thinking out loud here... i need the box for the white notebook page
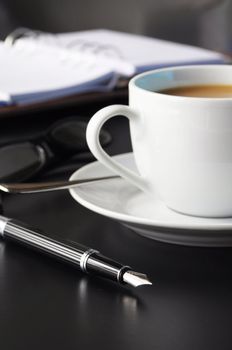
[0,38,134,103]
[31,29,225,70]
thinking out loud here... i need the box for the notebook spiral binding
[4,27,123,60]
[4,27,41,46]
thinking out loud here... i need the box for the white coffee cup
[86,65,232,218]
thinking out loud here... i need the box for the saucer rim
[69,152,232,232]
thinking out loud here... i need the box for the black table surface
[0,99,232,350]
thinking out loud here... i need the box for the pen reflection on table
[77,277,141,321]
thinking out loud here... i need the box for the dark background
[0,1,232,349]
[0,0,231,51]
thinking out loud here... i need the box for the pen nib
[122,270,152,287]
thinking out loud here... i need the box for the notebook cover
[0,87,128,118]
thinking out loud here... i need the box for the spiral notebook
[0,29,226,107]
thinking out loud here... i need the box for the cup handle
[86,105,148,192]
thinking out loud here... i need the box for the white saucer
[69,153,232,247]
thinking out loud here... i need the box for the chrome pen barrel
[0,218,128,283]
[1,219,89,268]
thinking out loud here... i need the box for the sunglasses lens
[48,120,111,153]
[0,142,45,182]
[0,118,112,182]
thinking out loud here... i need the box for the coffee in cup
[160,84,232,98]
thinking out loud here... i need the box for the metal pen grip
[87,253,130,283]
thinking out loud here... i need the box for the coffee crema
[160,84,232,98]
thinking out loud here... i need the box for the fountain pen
[0,216,152,288]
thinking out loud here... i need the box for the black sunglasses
[0,117,111,182]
